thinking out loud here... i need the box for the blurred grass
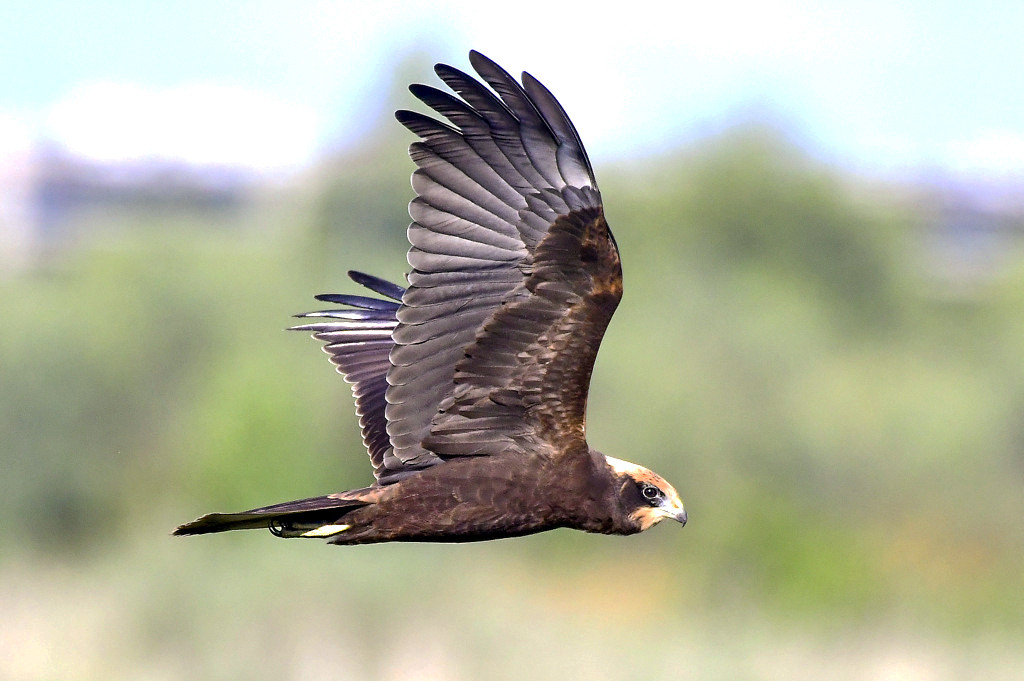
[1,123,1023,679]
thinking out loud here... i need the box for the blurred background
[2,2,1023,679]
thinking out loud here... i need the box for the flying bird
[174,50,686,545]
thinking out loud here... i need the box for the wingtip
[395,108,414,123]
[466,50,490,75]
[346,271,406,301]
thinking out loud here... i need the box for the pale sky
[2,1,1022,177]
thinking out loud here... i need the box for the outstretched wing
[387,51,622,465]
[290,271,431,484]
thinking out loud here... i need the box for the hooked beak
[661,497,687,527]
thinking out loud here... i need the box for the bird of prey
[174,50,686,545]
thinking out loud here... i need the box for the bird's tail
[173,489,374,538]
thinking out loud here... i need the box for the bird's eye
[641,485,660,501]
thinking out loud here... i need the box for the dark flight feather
[288,270,423,483]
[387,49,614,469]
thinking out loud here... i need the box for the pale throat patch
[631,508,666,532]
[630,502,685,531]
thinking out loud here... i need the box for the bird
[174,50,686,545]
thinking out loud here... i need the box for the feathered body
[175,51,686,545]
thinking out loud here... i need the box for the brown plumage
[174,50,686,545]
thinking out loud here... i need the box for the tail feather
[173,492,372,537]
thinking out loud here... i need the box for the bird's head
[604,456,687,532]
